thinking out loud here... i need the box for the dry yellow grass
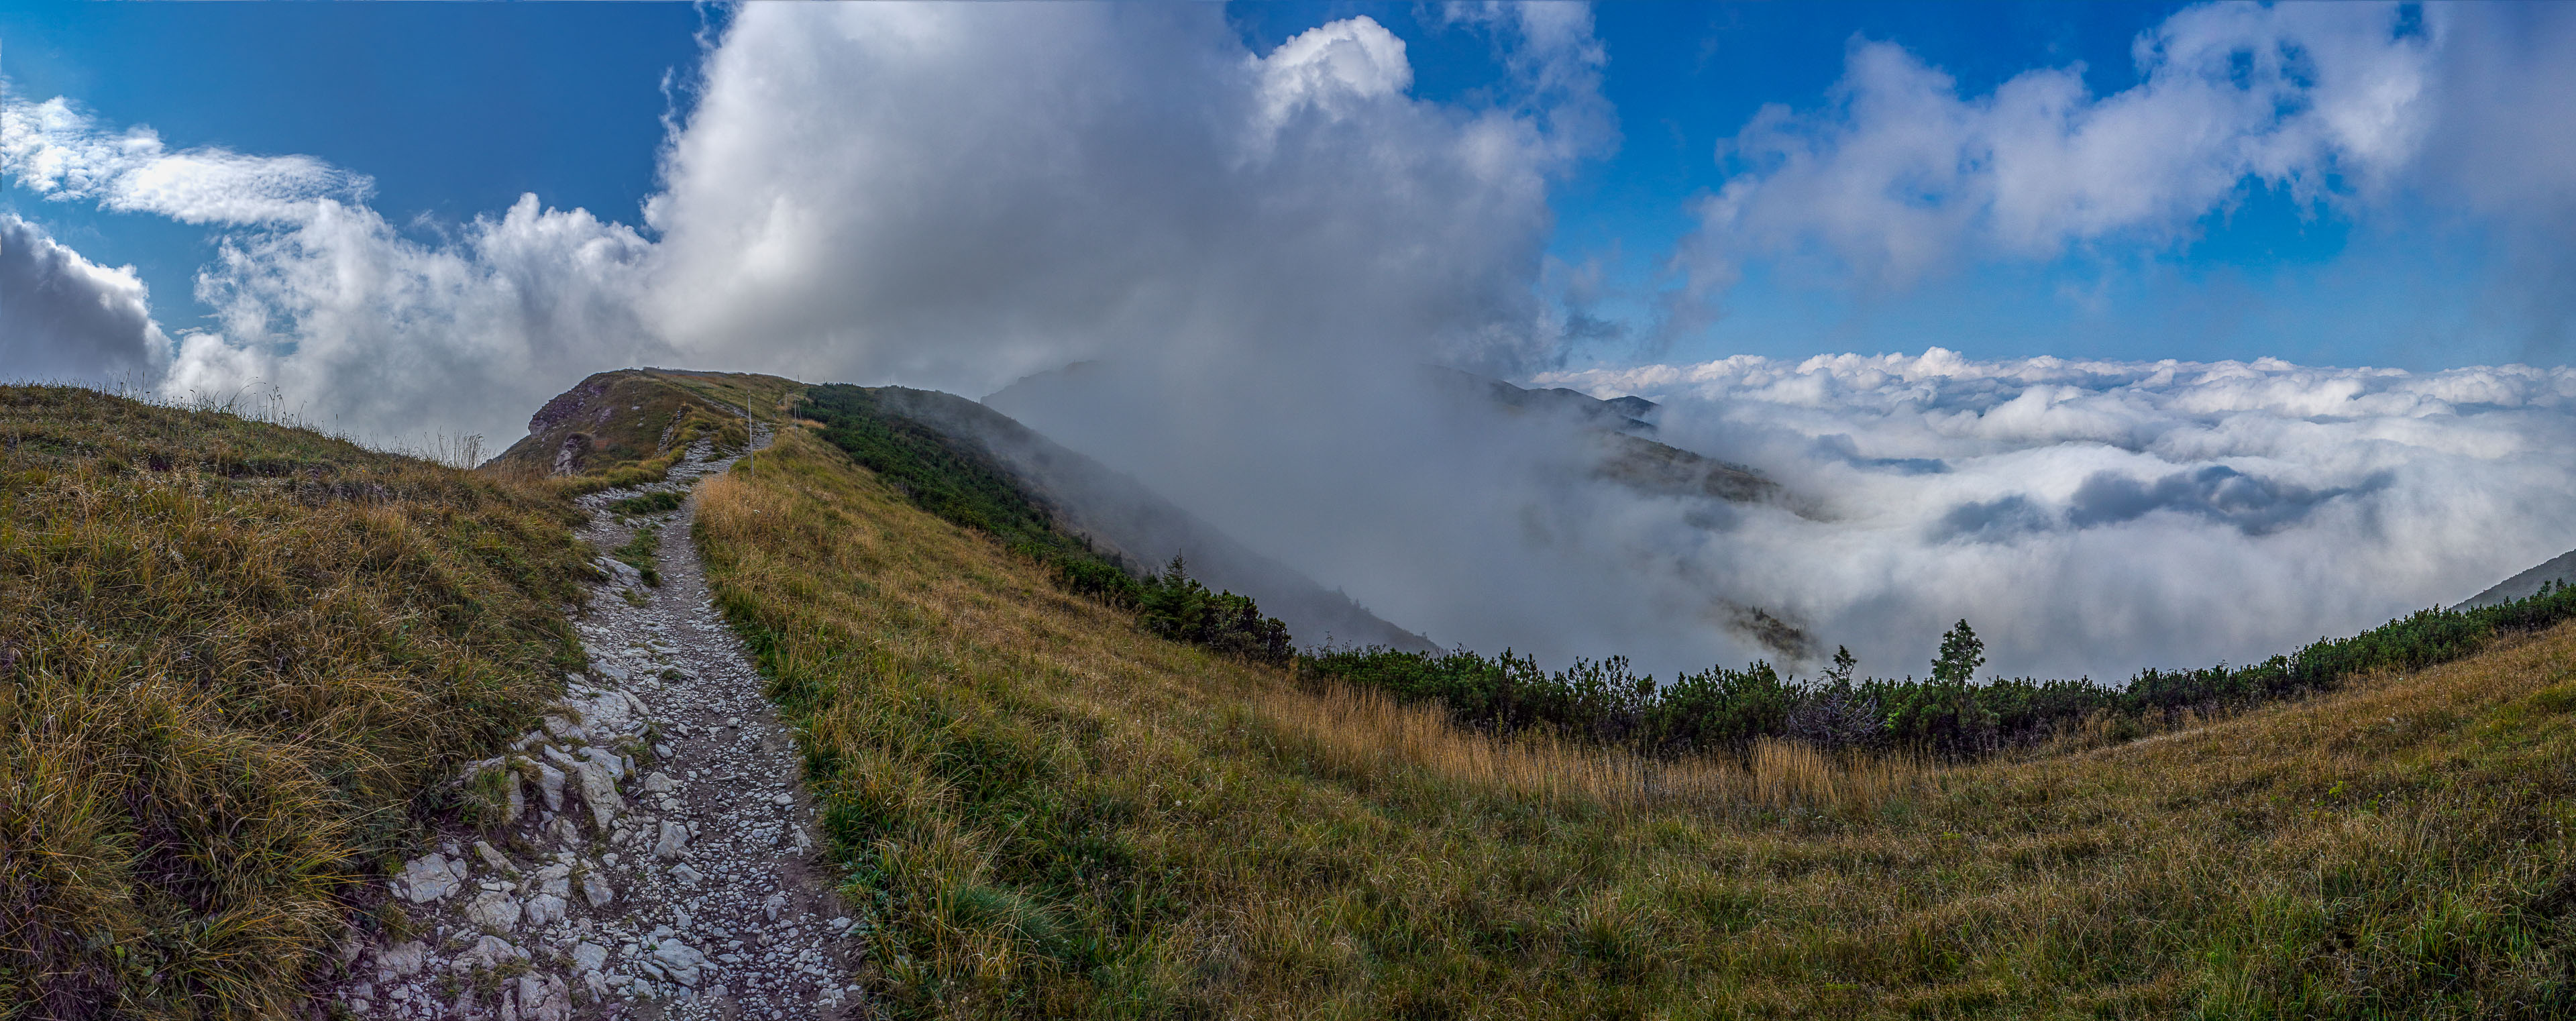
[0,386,592,1019]
[683,421,2576,1018]
[1252,681,1926,819]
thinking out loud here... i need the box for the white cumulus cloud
[0,212,169,383]
[1681,1,2434,297]
[8,4,1606,446]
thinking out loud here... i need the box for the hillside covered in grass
[484,368,802,489]
[694,418,2576,1018]
[0,387,596,1017]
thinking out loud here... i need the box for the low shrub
[1307,584,2576,760]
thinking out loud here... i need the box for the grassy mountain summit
[485,368,802,486]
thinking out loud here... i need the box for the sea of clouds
[1535,351,2576,678]
[7,2,2576,678]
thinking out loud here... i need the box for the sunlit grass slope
[700,425,2576,1019]
[0,386,592,1018]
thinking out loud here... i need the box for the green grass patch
[608,490,684,517]
[612,524,663,587]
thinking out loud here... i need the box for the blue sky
[2,1,2566,398]
[1,2,704,335]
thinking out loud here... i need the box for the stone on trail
[375,941,428,980]
[653,820,690,859]
[572,759,623,829]
[651,941,710,986]
[460,935,528,969]
[464,891,523,932]
[394,853,466,903]
[524,892,568,927]
[535,762,568,812]
[518,973,572,1021]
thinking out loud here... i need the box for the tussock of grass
[699,425,2576,1018]
[612,525,663,587]
[607,490,684,517]
[0,386,590,1018]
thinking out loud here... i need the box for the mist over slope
[2466,549,2576,610]
[987,360,1837,674]
[837,384,1436,653]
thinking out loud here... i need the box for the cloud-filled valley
[8,1,2576,681]
[1540,352,2576,678]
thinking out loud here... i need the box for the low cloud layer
[1542,352,2576,678]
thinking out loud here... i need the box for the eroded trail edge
[329,433,867,1021]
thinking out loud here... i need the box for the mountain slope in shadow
[852,385,1438,653]
[2463,547,2576,609]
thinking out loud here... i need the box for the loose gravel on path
[325,433,869,1020]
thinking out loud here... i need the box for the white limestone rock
[523,892,567,927]
[459,935,528,969]
[651,941,708,986]
[374,941,428,981]
[394,853,466,903]
[581,871,615,908]
[584,692,633,733]
[517,973,572,1021]
[564,758,622,830]
[464,891,523,932]
[534,762,567,812]
[579,745,629,781]
[651,820,690,859]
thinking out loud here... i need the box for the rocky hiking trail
[326,431,871,1020]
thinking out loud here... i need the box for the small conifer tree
[1825,645,1857,685]
[1931,619,1984,686]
